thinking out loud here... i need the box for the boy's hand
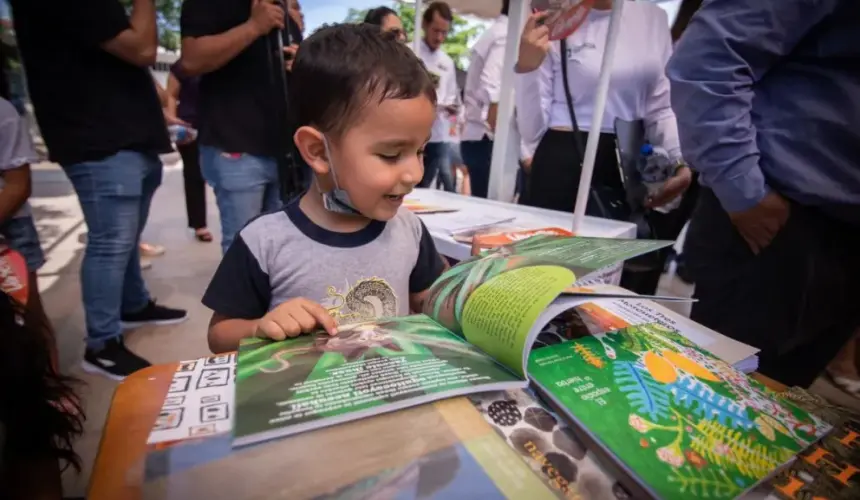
[256,298,337,341]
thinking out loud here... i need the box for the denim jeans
[64,151,161,349]
[200,146,281,254]
[461,136,493,199]
[419,142,455,192]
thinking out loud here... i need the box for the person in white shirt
[460,0,509,199]
[515,1,692,295]
[414,2,458,192]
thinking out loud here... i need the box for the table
[409,189,637,262]
[89,362,788,499]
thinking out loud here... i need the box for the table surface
[88,361,787,500]
[409,189,638,261]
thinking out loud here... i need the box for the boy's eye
[417,148,426,157]
[377,153,400,162]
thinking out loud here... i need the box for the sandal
[140,242,166,257]
[195,229,213,243]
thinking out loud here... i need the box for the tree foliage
[119,0,182,51]
[344,3,483,69]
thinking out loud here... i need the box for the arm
[644,9,682,164]
[480,40,504,132]
[101,0,158,67]
[409,222,448,313]
[165,72,181,117]
[208,313,257,354]
[179,0,284,76]
[515,48,554,147]
[0,110,37,223]
[666,0,839,213]
[0,166,31,224]
[152,77,168,108]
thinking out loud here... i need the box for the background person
[165,65,213,243]
[667,0,860,388]
[413,2,458,192]
[461,0,509,199]
[180,0,292,254]
[363,6,407,43]
[515,2,691,295]
[10,0,188,379]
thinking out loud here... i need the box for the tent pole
[571,0,624,233]
[412,0,424,53]
[486,0,528,201]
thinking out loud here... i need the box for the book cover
[471,227,574,256]
[233,315,524,446]
[403,199,458,214]
[528,323,830,499]
[748,388,860,500]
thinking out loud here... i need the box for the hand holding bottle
[516,11,552,74]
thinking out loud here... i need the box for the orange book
[471,227,573,255]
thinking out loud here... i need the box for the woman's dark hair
[501,0,510,16]
[422,1,453,25]
[290,23,436,137]
[363,6,398,26]
[0,291,84,472]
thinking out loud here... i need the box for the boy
[0,97,56,364]
[203,24,447,354]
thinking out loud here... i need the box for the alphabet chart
[147,354,236,445]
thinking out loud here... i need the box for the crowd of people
[0,0,858,497]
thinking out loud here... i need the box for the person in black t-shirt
[9,0,188,379]
[180,0,300,255]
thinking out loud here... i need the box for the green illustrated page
[423,235,670,339]
[527,323,830,500]
[234,315,524,444]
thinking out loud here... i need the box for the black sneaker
[121,300,188,329]
[81,338,151,381]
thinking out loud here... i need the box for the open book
[234,235,672,446]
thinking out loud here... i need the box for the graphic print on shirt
[322,277,398,323]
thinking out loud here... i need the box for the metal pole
[571,0,624,233]
[412,0,424,53]
[486,0,528,201]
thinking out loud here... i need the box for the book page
[527,324,830,500]
[461,266,576,377]
[233,315,524,445]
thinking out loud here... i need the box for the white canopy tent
[409,0,625,233]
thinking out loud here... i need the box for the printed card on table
[147,354,236,445]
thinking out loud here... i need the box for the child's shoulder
[388,206,428,240]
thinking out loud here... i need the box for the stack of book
[145,234,843,499]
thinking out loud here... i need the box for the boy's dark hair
[422,2,453,25]
[0,291,84,474]
[501,0,510,16]
[363,6,398,26]
[290,23,437,137]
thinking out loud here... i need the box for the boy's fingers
[291,308,319,332]
[302,302,338,335]
[257,319,286,341]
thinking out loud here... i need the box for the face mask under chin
[317,135,361,216]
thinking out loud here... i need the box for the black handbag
[558,40,660,272]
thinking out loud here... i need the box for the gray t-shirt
[0,98,37,219]
[202,202,445,323]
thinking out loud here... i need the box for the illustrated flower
[684,449,707,469]
[657,445,685,467]
[628,414,649,433]
[713,441,732,457]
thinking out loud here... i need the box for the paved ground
[26,157,859,497]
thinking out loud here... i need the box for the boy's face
[330,95,435,221]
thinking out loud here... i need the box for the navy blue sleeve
[202,234,271,319]
[48,0,129,47]
[409,221,445,293]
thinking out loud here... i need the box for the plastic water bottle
[168,125,198,144]
[640,144,680,213]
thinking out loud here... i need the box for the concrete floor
[26,157,859,497]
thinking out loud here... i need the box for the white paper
[418,210,516,236]
[147,354,237,445]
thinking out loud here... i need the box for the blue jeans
[64,151,161,349]
[461,136,493,199]
[200,146,281,254]
[420,142,455,192]
[1,215,46,272]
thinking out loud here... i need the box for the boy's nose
[403,157,424,186]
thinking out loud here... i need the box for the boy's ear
[293,126,330,176]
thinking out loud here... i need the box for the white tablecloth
[409,189,637,284]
